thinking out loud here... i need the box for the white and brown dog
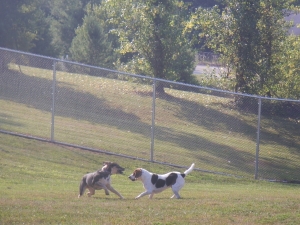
[128,163,195,199]
[78,161,124,199]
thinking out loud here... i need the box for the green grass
[0,63,300,181]
[0,133,300,225]
[1,63,300,224]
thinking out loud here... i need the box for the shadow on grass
[0,69,140,124]
[1,68,299,181]
[154,125,255,176]
[153,92,300,180]
[159,92,300,152]
[0,113,23,127]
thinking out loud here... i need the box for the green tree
[103,0,197,93]
[269,35,300,99]
[182,0,223,9]
[187,0,296,98]
[30,0,58,57]
[255,0,295,97]
[49,0,88,57]
[223,0,262,94]
[70,5,116,68]
[0,0,47,51]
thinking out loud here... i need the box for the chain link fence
[1,47,300,181]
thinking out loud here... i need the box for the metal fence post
[150,79,156,162]
[51,60,57,142]
[255,97,262,179]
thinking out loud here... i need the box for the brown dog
[78,161,125,199]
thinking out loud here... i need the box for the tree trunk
[155,81,165,95]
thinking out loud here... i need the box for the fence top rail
[1,47,300,103]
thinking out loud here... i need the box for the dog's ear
[134,169,142,178]
[101,162,111,171]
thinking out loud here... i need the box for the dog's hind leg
[171,185,182,199]
[171,189,181,199]
[87,187,95,197]
[171,180,184,199]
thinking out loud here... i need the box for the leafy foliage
[70,5,116,68]
[270,35,300,99]
[0,0,49,52]
[49,0,91,57]
[183,0,222,9]
[101,0,198,93]
[1,0,300,99]
[186,0,300,99]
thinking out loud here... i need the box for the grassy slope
[1,64,300,181]
[0,133,299,225]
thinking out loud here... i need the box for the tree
[103,0,197,94]
[0,0,47,52]
[182,0,223,10]
[70,5,116,68]
[223,0,262,94]
[49,0,89,57]
[30,0,58,57]
[186,0,296,98]
[255,0,295,97]
[269,34,300,99]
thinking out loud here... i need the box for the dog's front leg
[93,183,110,195]
[106,184,124,199]
[135,191,152,199]
[149,193,154,199]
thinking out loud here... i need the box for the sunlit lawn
[0,134,299,225]
[1,64,300,224]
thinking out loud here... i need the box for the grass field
[1,63,300,181]
[1,62,300,224]
[0,133,300,225]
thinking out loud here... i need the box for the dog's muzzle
[117,167,125,174]
[128,175,136,181]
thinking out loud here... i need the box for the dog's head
[128,168,143,181]
[102,161,125,175]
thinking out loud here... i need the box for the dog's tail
[184,163,195,175]
[78,175,87,198]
